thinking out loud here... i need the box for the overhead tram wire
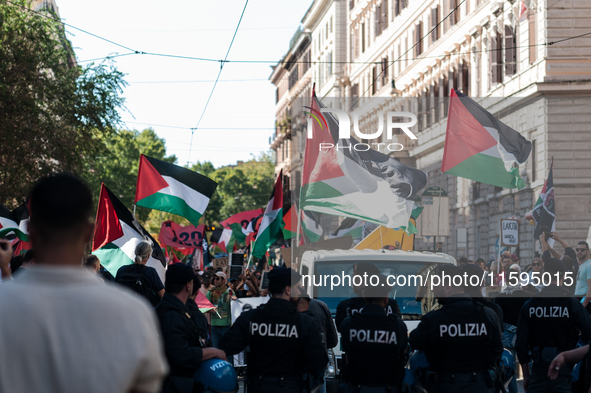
[187,0,250,166]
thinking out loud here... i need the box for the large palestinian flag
[135,155,218,226]
[93,184,167,283]
[251,172,284,258]
[301,91,427,229]
[442,90,532,189]
[533,159,555,244]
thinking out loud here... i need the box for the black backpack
[116,264,160,307]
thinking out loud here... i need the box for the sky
[55,0,314,168]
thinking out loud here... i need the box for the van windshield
[310,260,445,316]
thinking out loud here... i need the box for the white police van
[299,249,456,390]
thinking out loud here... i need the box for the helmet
[499,349,515,389]
[194,359,238,393]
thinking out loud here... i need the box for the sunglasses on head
[576,248,588,252]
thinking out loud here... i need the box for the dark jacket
[515,285,591,375]
[409,294,503,374]
[155,293,204,381]
[341,304,408,388]
[307,298,338,351]
[185,298,210,344]
[219,297,327,380]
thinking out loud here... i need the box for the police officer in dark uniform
[156,264,227,393]
[335,262,402,333]
[340,274,408,393]
[409,265,503,393]
[219,267,327,393]
[515,258,591,393]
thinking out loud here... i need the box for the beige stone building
[271,0,591,262]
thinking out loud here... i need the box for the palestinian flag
[302,210,323,243]
[93,183,167,283]
[220,209,263,247]
[135,155,218,226]
[533,159,555,244]
[0,203,28,241]
[211,227,232,254]
[282,205,297,240]
[251,172,284,258]
[329,217,364,239]
[301,91,427,229]
[442,90,532,189]
[195,291,215,313]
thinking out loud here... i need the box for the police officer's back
[515,258,591,393]
[409,265,503,393]
[340,274,408,392]
[156,264,227,393]
[335,262,401,332]
[219,267,327,393]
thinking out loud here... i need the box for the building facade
[271,0,591,263]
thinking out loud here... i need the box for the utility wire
[187,0,249,166]
[125,121,273,130]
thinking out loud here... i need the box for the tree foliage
[0,1,127,207]
[85,128,177,223]
[192,153,275,225]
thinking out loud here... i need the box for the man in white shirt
[0,173,168,393]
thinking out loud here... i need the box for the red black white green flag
[93,183,167,282]
[533,160,555,243]
[135,155,218,226]
[251,172,284,258]
[442,90,532,189]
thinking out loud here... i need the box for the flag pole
[133,204,136,218]
[379,226,384,252]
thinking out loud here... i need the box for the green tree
[0,1,126,207]
[85,128,177,223]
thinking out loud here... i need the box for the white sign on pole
[418,187,450,237]
[501,219,519,247]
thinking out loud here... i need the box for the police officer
[340,274,408,393]
[335,262,401,333]
[409,265,503,393]
[219,267,327,393]
[515,258,591,393]
[156,264,227,393]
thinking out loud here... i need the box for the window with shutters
[381,57,388,87]
[505,25,516,76]
[490,34,498,87]
[394,0,400,17]
[401,0,408,10]
[351,83,359,109]
[356,30,360,59]
[361,23,365,53]
[303,50,311,74]
[383,0,389,31]
[372,66,377,95]
[431,7,440,44]
[327,52,333,76]
[397,43,401,74]
[529,12,536,63]
[375,4,381,37]
[434,82,440,121]
[496,31,503,83]
[330,16,333,33]
[415,22,423,57]
[326,23,329,39]
[461,62,469,94]
[442,0,448,34]
[449,0,459,25]
[350,0,355,10]
[350,32,355,62]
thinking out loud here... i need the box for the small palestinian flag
[442,90,532,189]
[135,155,218,226]
[282,205,297,240]
[93,184,167,283]
[251,172,284,258]
[533,159,555,245]
[0,203,28,241]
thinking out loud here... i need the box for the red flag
[92,184,124,251]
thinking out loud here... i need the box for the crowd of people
[2,173,591,393]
